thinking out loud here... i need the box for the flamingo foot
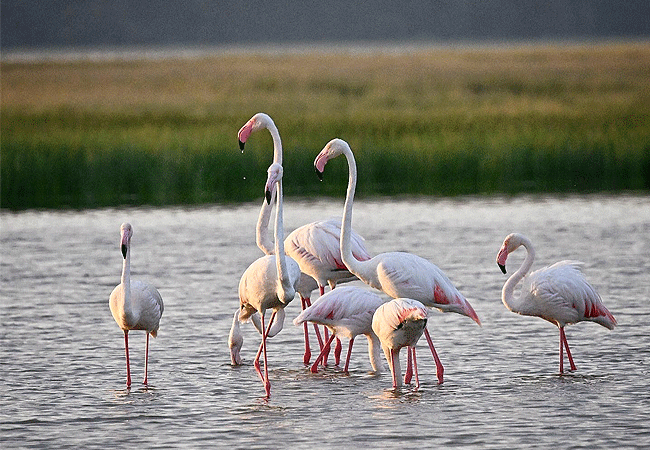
[264,381,271,398]
[303,349,312,366]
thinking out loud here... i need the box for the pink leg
[404,346,413,385]
[343,337,354,373]
[334,338,342,366]
[301,297,312,365]
[423,328,444,385]
[143,332,150,385]
[322,328,330,366]
[559,327,577,373]
[254,311,276,397]
[303,296,324,350]
[311,334,336,373]
[390,348,399,388]
[412,347,420,389]
[559,329,564,374]
[123,330,131,388]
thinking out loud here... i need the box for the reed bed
[2,41,649,209]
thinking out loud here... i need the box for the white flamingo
[372,298,429,388]
[237,163,301,398]
[496,233,617,374]
[109,223,164,388]
[314,138,480,384]
[239,113,371,366]
[293,285,386,374]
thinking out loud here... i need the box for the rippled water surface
[2,195,649,449]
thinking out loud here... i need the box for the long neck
[367,333,383,373]
[268,121,283,165]
[256,121,282,255]
[340,146,363,275]
[274,178,293,301]
[120,246,133,314]
[256,198,274,255]
[502,238,536,314]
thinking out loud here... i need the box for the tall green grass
[2,42,650,210]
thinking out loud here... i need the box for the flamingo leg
[123,330,131,388]
[559,326,577,373]
[322,328,330,366]
[303,296,325,350]
[300,296,312,365]
[143,332,150,385]
[334,338,343,366]
[390,348,399,388]
[412,347,420,389]
[423,328,444,385]
[404,346,413,385]
[343,337,354,373]
[310,333,336,373]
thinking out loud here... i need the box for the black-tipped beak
[121,244,127,259]
[315,167,323,181]
[498,263,507,274]
[265,190,272,204]
[238,140,245,151]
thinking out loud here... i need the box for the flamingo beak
[496,246,508,274]
[315,167,324,181]
[498,263,507,274]
[121,244,127,259]
[265,189,273,205]
[238,140,245,151]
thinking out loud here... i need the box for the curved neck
[256,120,282,255]
[267,121,283,165]
[256,198,274,255]
[502,238,536,314]
[274,179,293,300]
[339,145,362,274]
[367,333,383,373]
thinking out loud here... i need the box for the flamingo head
[265,163,283,205]
[497,233,526,274]
[120,222,133,259]
[237,112,273,150]
[228,310,243,366]
[314,138,349,181]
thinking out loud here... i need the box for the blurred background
[2,0,650,209]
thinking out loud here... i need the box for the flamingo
[372,298,429,388]
[293,285,386,374]
[237,162,301,398]
[314,138,480,384]
[496,233,617,374]
[239,113,371,366]
[228,308,286,366]
[109,223,164,388]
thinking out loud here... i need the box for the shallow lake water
[1,195,649,449]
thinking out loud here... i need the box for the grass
[2,41,650,209]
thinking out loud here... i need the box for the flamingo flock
[108,112,617,398]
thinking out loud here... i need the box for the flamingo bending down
[314,138,481,384]
[109,223,164,388]
[229,308,286,366]
[496,233,617,374]
[372,298,429,388]
[239,113,371,366]
[293,285,386,374]
[237,163,301,398]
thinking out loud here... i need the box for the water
[1,195,649,449]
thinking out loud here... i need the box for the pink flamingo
[239,113,371,365]
[237,163,301,398]
[314,138,481,385]
[497,233,617,374]
[109,223,164,388]
[293,285,386,374]
[372,298,429,388]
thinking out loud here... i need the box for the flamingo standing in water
[314,138,481,385]
[496,233,617,374]
[372,298,429,388]
[238,113,371,365]
[237,163,301,398]
[293,285,386,374]
[109,223,164,388]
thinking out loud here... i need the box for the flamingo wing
[526,261,615,328]
[130,280,164,335]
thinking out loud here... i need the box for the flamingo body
[293,285,386,373]
[109,223,164,388]
[497,232,616,373]
[372,298,428,388]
